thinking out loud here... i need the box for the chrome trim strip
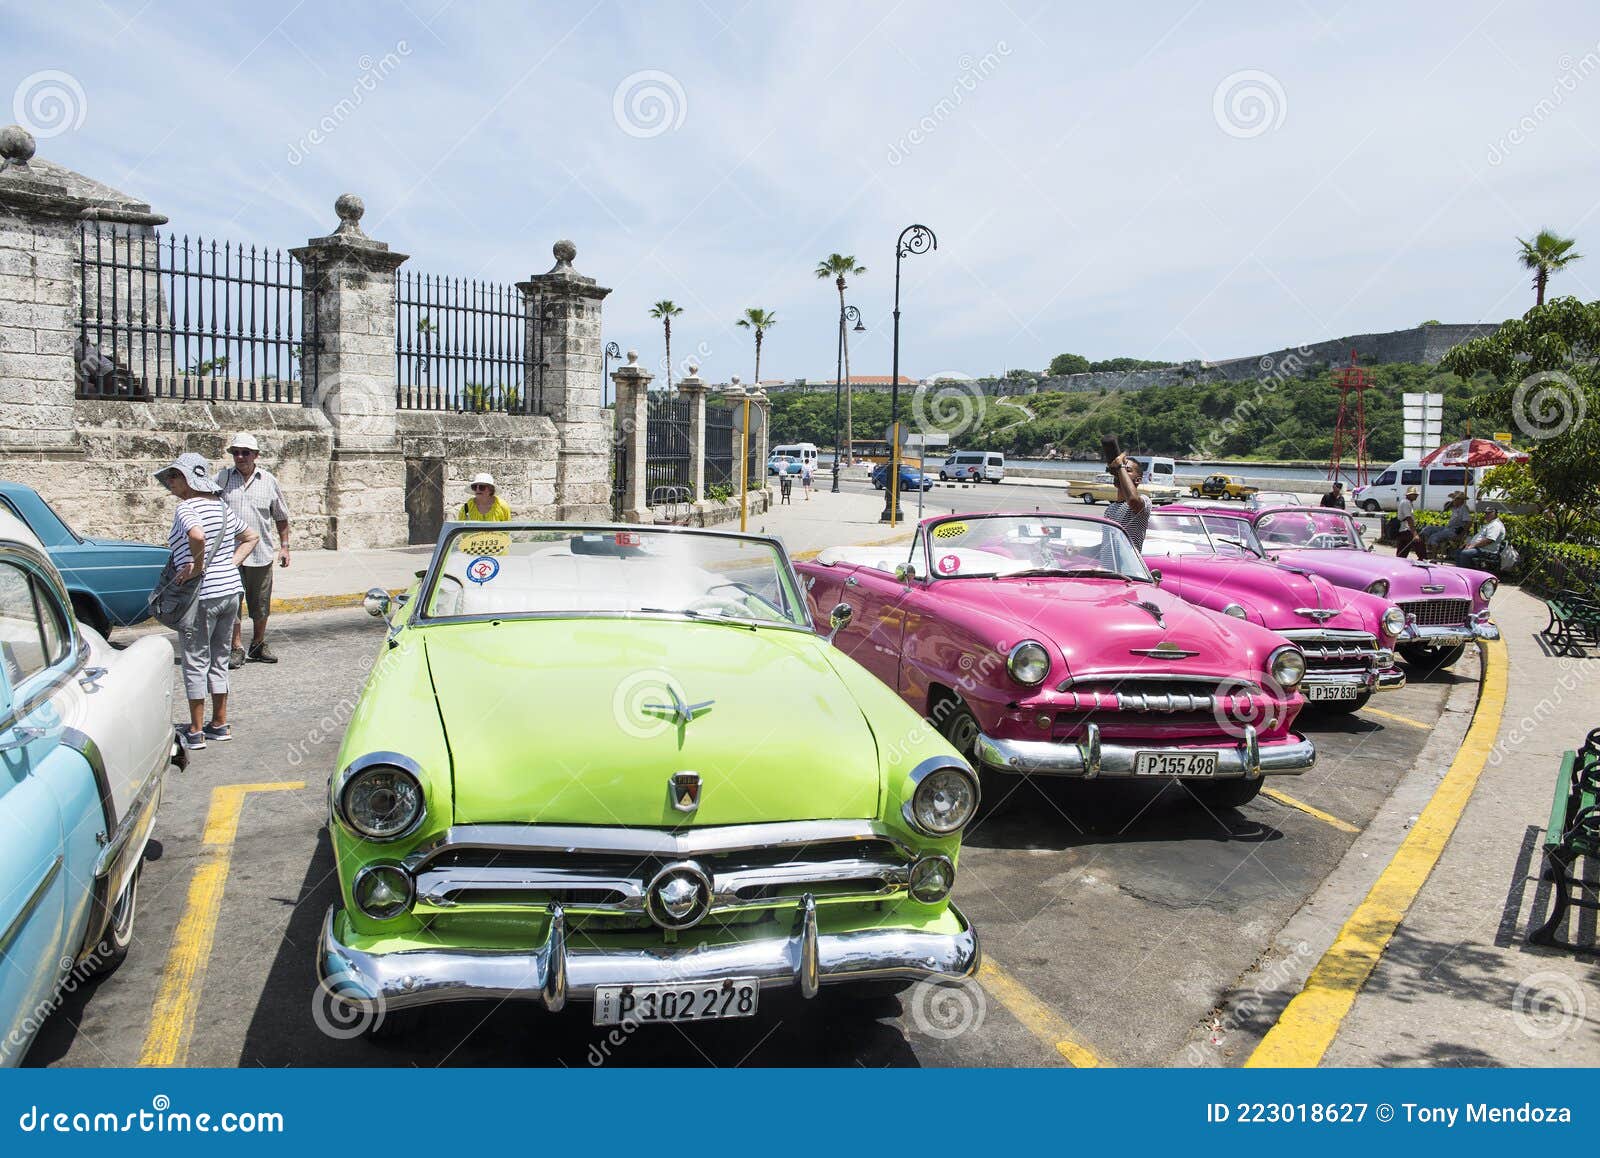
[1399,622,1499,644]
[0,855,63,960]
[316,901,980,1013]
[974,732,1316,779]
[1057,671,1256,691]
[93,767,162,881]
[798,895,820,999]
[59,727,116,846]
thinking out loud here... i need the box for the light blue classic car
[0,481,168,636]
[0,508,180,1066]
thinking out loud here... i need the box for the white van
[1352,459,1490,512]
[938,450,1006,483]
[769,443,819,476]
[1132,456,1181,500]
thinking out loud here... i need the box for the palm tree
[736,308,777,388]
[816,254,865,460]
[648,300,683,390]
[1517,229,1583,306]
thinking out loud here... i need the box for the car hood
[1152,554,1368,632]
[1270,549,1483,600]
[424,618,882,826]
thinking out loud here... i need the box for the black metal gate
[610,428,630,521]
[645,394,693,501]
[705,405,735,492]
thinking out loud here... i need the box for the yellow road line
[1248,638,1507,1067]
[977,958,1105,1067]
[1261,788,1361,835]
[139,781,305,1067]
[1361,706,1432,731]
[790,531,915,564]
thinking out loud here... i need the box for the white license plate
[1304,683,1361,701]
[592,978,760,1026]
[1133,751,1219,777]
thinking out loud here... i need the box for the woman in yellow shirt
[458,472,512,521]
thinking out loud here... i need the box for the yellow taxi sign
[459,530,510,556]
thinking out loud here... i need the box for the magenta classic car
[1140,511,1406,711]
[797,512,1316,808]
[1162,504,1498,675]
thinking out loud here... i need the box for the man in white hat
[216,432,291,666]
[457,472,511,521]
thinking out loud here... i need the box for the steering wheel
[1307,533,1351,549]
[683,593,761,619]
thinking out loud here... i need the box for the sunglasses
[230,448,257,456]
[471,484,491,492]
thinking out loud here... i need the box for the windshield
[1255,509,1364,550]
[420,527,809,627]
[921,515,1152,581]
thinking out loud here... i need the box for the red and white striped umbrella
[1418,437,1528,468]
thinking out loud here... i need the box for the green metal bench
[1541,589,1600,656]
[1530,728,1600,947]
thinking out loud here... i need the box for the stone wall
[397,409,560,520]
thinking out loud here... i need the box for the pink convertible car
[1162,503,1499,675]
[1140,511,1407,711]
[798,512,1316,808]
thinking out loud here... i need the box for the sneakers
[202,722,232,742]
[246,641,279,664]
[228,647,246,669]
[176,727,206,751]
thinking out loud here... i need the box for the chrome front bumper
[1299,665,1407,696]
[1399,620,1500,647]
[973,723,1315,779]
[317,899,979,1014]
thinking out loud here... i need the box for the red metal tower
[1328,350,1371,488]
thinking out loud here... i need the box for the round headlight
[1478,577,1498,602]
[353,863,414,920]
[1365,579,1389,598]
[1222,602,1248,619]
[904,760,980,836]
[339,759,425,841]
[1268,646,1306,689]
[1382,605,1407,638]
[908,855,956,903]
[1006,640,1051,686]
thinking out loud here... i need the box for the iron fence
[395,272,533,413]
[705,404,735,492]
[645,393,693,500]
[76,224,315,403]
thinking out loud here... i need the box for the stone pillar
[610,349,652,523]
[677,360,707,502]
[519,241,613,519]
[290,194,408,548]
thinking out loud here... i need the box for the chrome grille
[1279,629,1379,673]
[1399,598,1469,628]
[1056,678,1265,715]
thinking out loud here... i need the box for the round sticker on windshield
[466,556,500,585]
[937,554,961,574]
[933,521,968,540]
[460,530,510,556]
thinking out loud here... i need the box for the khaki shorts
[240,563,274,621]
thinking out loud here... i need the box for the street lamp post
[880,224,937,524]
[602,340,621,407]
[831,304,863,493]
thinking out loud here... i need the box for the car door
[827,555,915,691]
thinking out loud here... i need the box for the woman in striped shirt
[155,453,260,750]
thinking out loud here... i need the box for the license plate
[592,978,760,1026]
[1133,751,1219,777]
[1304,683,1361,701]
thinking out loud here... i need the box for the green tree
[816,254,866,458]
[1517,229,1583,307]
[735,307,777,388]
[648,300,683,391]
[1048,353,1090,376]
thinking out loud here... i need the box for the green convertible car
[318,523,980,1032]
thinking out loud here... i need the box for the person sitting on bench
[1455,502,1506,571]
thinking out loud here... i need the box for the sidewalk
[1322,587,1600,1064]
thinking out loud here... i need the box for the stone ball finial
[686,360,700,376]
[626,349,638,365]
[730,375,741,387]
[0,124,36,170]
[553,239,577,264]
[334,193,366,236]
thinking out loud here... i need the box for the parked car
[938,451,1006,483]
[1066,473,1182,505]
[768,442,817,475]
[871,463,934,491]
[1173,504,1499,675]
[1351,459,1494,513]
[319,524,980,1033]
[767,454,797,476]
[1,508,180,1066]
[797,513,1316,809]
[1189,473,1257,501]
[0,481,167,636]
[1247,490,1308,508]
[1140,512,1406,711]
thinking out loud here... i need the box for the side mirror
[363,588,392,619]
[827,602,854,642]
[1149,568,1163,585]
[894,562,918,584]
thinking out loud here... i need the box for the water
[816,455,1354,484]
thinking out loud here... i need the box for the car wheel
[1361,500,1380,512]
[85,864,140,976]
[1399,642,1467,677]
[1081,494,1095,505]
[1188,778,1264,809]
[71,593,111,639]
[930,695,981,761]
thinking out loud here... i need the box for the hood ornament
[669,771,702,814]
[1129,640,1198,659]
[1295,607,1339,621]
[1125,597,1166,629]
[643,685,715,728]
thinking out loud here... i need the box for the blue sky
[6,1,1600,383]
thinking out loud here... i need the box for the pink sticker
[938,554,961,574]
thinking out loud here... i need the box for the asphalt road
[22,573,1461,1069]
